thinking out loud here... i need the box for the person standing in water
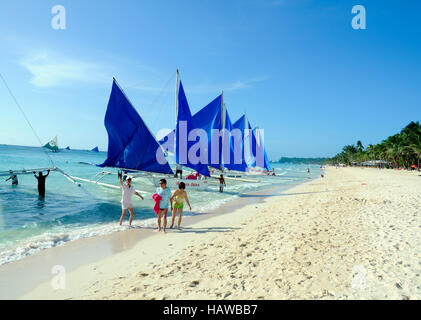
[5,170,18,186]
[33,170,50,198]
[156,179,171,233]
[169,182,192,230]
[118,173,144,226]
[219,174,226,193]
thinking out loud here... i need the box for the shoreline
[0,178,310,300]
[5,166,419,300]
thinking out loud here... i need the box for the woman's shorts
[174,202,184,209]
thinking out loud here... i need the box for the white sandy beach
[20,167,421,300]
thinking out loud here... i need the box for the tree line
[327,121,421,169]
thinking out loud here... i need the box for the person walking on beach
[219,174,226,193]
[5,170,18,186]
[169,182,192,230]
[33,170,50,198]
[118,172,144,226]
[156,179,171,233]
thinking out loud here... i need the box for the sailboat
[74,71,267,192]
[230,115,272,176]
[253,126,271,172]
[160,71,262,184]
[91,146,99,152]
[150,74,211,190]
[43,136,60,152]
[70,78,174,193]
[98,78,173,174]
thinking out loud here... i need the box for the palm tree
[410,144,421,170]
[356,140,364,153]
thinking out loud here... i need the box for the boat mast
[175,69,179,126]
[175,69,180,168]
[220,91,225,172]
[244,111,250,170]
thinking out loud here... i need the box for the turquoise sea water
[0,144,321,265]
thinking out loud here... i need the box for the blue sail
[191,94,223,170]
[91,146,99,152]
[253,127,271,171]
[222,109,248,172]
[99,79,173,175]
[176,81,210,176]
[164,92,223,171]
[233,115,256,169]
[158,129,175,154]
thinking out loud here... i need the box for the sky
[0,0,420,159]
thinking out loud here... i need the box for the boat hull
[151,177,209,190]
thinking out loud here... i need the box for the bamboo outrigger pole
[0,167,56,177]
[69,175,148,194]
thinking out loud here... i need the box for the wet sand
[0,182,300,299]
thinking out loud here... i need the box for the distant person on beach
[219,174,226,193]
[5,170,18,186]
[307,168,310,174]
[156,179,171,233]
[118,172,144,226]
[33,170,50,198]
[174,164,183,179]
[169,182,192,230]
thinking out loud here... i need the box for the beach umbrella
[411,164,417,168]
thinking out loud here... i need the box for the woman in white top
[119,173,144,226]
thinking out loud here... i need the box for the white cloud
[186,76,269,94]
[20,54,110,87]
[19,53,268,96]
[125,74,269,96]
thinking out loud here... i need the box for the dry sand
[21,167,421,300]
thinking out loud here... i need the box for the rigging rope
[0,72,55,167]
[148,71,176,133]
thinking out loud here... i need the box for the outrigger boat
[160,71,262,185]
[72,76,210,191]
[73,70,266,192]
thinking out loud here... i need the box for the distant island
[273,157,328,164]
